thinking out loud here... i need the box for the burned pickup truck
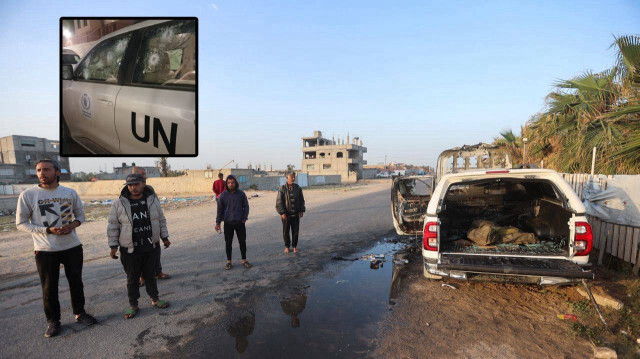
[392,144,594,284]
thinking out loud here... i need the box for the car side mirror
[62,64,73,80]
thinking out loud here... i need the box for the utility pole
[590,146,596,180]
[522,137,528,165]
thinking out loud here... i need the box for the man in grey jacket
[16,159,97,338]
[275,172,306,253]
[107,173,170,319]
[130,166,170,286]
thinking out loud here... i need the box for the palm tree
[493,129,523,166]
[515,34,640,174]
[156,157,169,177]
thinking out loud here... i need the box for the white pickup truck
[392,144,594,284]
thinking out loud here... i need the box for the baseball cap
[125,173,145,185]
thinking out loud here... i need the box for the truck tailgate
[438,254,594,279]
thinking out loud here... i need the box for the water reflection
[226,311,255,353]
[280,292,307,328]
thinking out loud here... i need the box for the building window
[0,168,14,176]
[323,164,331,169]
[306,164,315,170]
[238,175,247,183]
[26,154,31,160]
[83,20,88,27]
[21,140,36,147]
[319,152,325,158]
[336,152,343,158]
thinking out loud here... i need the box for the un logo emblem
[81,94,91,111]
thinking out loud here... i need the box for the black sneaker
[75,313,97,325]
[44,321,61,338]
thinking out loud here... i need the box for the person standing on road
[215,175,251,270]
[131,166,171,286]
[107,173,171,319]
[16,159,98,338]
[275,172,306,253]
[213,173,226,200]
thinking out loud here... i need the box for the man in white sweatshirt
[16,159,97,338]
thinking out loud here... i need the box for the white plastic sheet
[582,175,640,227]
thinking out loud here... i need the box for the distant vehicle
[61,19,197,155]
[391,144,593,285]
[376,172,391,178]
[62,48,81,69]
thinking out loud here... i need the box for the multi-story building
[0,135,71,184]
[301,131,367,182]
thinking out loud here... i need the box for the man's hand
[110,248,118,259]
[299,212,304,218]
[281,214,287,220]
[49,227,66,235]
[163,239,171,248]
[57,221,80,235]
[215,224,221,233]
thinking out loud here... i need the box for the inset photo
[60,18,197,156]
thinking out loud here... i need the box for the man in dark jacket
[215,175,251,270]
[275,172,306,253]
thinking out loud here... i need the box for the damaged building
[302,131,367,183]
[0,135,71,184]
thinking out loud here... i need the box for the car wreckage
[392,143,594,285]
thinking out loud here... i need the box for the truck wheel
[423,265,443,280]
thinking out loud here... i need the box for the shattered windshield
[76,35,131,83]
[398,178,432,197]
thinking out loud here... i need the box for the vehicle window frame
[125,19,197,92]
[73,32,135,85]
[440,178,574,213]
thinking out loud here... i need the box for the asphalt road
[0,181,393,358]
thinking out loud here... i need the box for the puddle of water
[178,238,413,358]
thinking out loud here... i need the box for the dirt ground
[373,250,640,359]
[374,259,593,358]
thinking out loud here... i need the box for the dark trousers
[282,215,300,249]
[35,245,86,322]
[120,249,159,306]
[153,244,162,275]
[224,222,247,261]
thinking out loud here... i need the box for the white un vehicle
[392,144,594,285]
[62,19,196,155]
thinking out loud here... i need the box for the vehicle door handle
[98,99,113,106]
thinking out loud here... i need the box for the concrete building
[0,135,70,184]
[113,162,160,178]
[301,131,367,182]
[94,162,161,180]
